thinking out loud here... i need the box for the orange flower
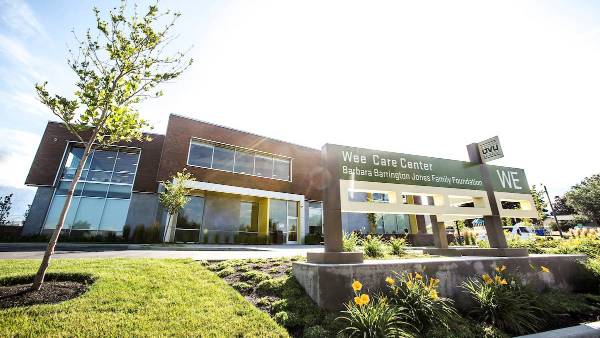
[482,274,493,285]
[352,280,363,291]
[429,289,439,300]
[541,266,550,273]
[495,265,507,273]
[499,279,508,285]
[359,294,370,305]
[385,277,395,285]
[354,296,362,305]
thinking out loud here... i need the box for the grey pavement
[0,242,325,261]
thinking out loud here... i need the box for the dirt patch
[0,277,93,309]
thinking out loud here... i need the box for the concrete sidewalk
[0,242,325,261]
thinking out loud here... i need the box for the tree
[566,174,600,225]
[0,194,13,226]
[530,185,548,225]
[31,2,191,291]
[159,169,194,242]
[552,195,575,216]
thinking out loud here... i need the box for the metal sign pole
[543,184,564,238]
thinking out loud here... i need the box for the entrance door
[287,217,298,243]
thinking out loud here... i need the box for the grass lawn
[0,259,288,337]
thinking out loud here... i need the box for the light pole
[542,184,564,238]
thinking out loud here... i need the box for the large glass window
[187,139,292,181]
[239,201,259,233]
[188,141,213,167]
[175,196,204,242]
[234,151,254,175]
[308,202,323,235]
[269,199,298,243]
[269,200,288,234]
[212,146,235,171]
[43,145,139,234]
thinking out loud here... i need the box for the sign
[329,144,529,194]
[477,136,504,163]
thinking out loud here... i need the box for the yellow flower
[354,296,363,305]
[482,274,493,285]
[415,272,423,280]
[499,279,508,285]
[541,266,550,273]
[385,277,395,285]
[494,275,502,284]
[352,280,363,291]
[359,294,370,305]
[495,265,507,273]
[406,280,413,288]
[429,289,439,300]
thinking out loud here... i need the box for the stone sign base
[306,252,364,264]
[293,254,589,311]
[423,247,529,257]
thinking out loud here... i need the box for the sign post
[467,137,507,249]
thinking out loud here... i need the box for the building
[23,114,536,245]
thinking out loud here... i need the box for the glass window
[234,150,254,175]
[372,193,390,203]
[111,172,135,184]
[269,199,287,233]
[114,152,138,173]
[82,183,108,198]
[65,147,85,169]
[273,159,290,181]
[107,184,132,199]
[87,170,112,183]
[254,155,273,178]
[348,191,369,202]
[188,141,213,167]
[308,202,323,235]
[287,201,298,217]
[288,218,298,242]
[212,146,235,171]
[72,198,104,230]
[89,150,117,171]
[98,199,130,231]
[55,181,83,196]
[43,196,80,230]
[239,201,259,233]
[177,196,204,230]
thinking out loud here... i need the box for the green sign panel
[329,144,530,194]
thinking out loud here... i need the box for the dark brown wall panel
[157,115,324,201]
[25,122,164,193]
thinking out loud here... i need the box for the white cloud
[0,129,40,188]
[0,0,47,39]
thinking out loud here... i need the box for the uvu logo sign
[478,136,504,163]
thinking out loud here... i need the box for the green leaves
[159,169,195,215]
[566,174,600,225]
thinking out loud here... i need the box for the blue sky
[1,0,600,220]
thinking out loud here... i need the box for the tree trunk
[30,141,94,291]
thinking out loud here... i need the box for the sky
[1,0,600,220]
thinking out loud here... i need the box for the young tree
[566,174,600,225]
[530,185,548,225]
[552,195,575,216]
[0,194,13,226]
[31,2,191,291]
[159,169,195,242]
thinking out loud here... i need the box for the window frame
[186,137,293,182]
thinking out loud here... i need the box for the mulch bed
[0,281,89,309]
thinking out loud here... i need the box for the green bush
[232,281,253,293]
[145,222,161,243]
[273,311,289,326]
[386,272,457,336]
[461,268,544,335]
[342,232,359,252]
[216,267,235,278]
[240,271,272,283]
[337,295,411,338]
[257,277,287,296]
[133,224,145,243]
[256,296,272,308]
[362,235,386,258]
[389,236,407,256]
[303,325,329,338]
[304,233,323,245]
[272,299,288,313]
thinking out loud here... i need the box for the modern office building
[22,114,535,245]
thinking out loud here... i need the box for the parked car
[503,223,535,239]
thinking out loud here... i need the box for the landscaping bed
[0,259,287,337]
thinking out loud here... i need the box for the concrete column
[430,215,448,249]
[407,195,418,234]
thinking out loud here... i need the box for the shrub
[304,233,323,245]
[208,261,232,272]
[303,325,329,338]
[122,224,131,240]
[272,299,288,313]
[232,281,253,293]
[389,236,407,256]
[257,277,287,296]
[216,267,235,278]
[273,311,289,326]
[256,296,272,308]
[386,272,457,335]
[133,224,145,243]
[362,235,386,258]
[240,271,272,283]
[145,221,161,243]
[461,266,544,335]
[342,232,359,252]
